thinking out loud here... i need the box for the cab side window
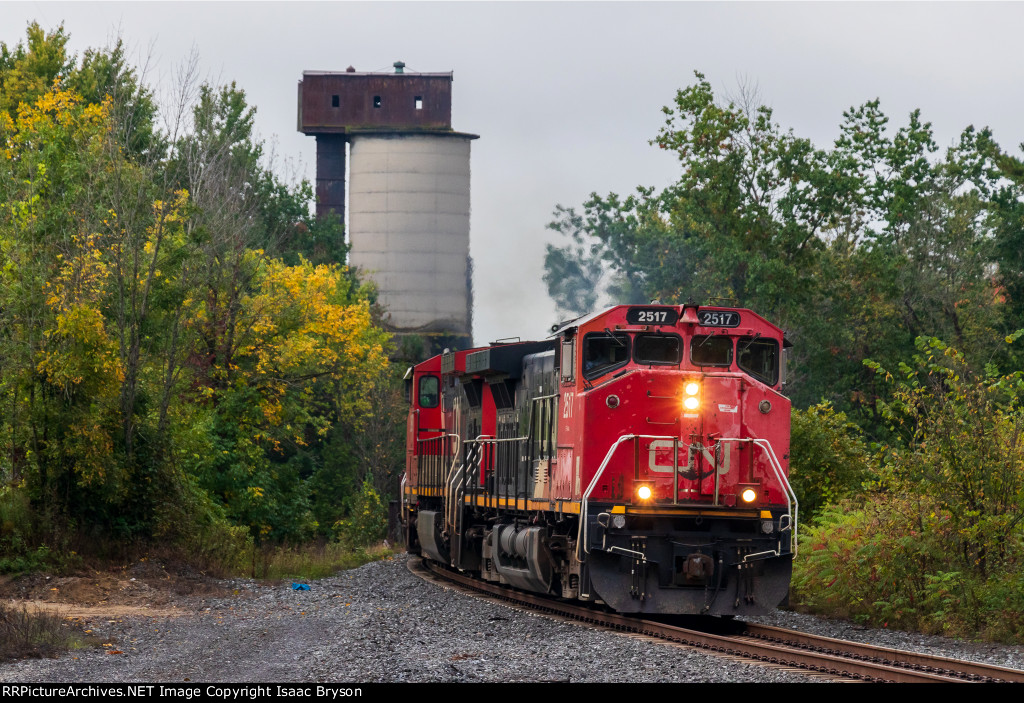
[418,375,440,408]
[738,338,779,385]
[582,333,630,380]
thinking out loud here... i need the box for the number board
[625,307,679,325]
[697,310,741,327]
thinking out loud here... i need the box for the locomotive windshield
[634,334,683,365]
[691,335,733,367]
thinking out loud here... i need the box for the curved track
[411,557,1024,683]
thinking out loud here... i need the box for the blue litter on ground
[292,583,311,590]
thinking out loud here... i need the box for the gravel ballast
[1,554,1022,683]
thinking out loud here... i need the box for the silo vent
[393,61,406,74]
[346,65,356,73]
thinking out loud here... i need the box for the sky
[3,1,1024,346]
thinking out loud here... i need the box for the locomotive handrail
[461,434,529,510]
[446,460,459,538]
[448,433,532,538]
[416,431,457,494]
[463,435,494,513]
[447,434,494,538]
[753,439,796,535]
[400,474,407,528]
[442,429,466,540]
[717,437,799,558]
[576,433,680,562]
[575,434,798,561]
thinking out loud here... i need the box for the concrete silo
[297,62,477,347]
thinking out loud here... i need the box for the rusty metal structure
[298,62,477,345]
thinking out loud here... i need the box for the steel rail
[413,558,1024,683]
[741,622,1024,683]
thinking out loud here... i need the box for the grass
[249,541,396,580]
[0,602,90,662]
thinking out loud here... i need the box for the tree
[869,338,1024,577]
[0,24,398,556]
[0,84,119,512]
[0,23,74,120]
[544,72,1011,417]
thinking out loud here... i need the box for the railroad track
[411,558,1024,683]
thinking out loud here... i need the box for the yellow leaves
[201,254,389,444]
[243,260,379,363]
[0,109,14,141]
[9,83,110,157]
[62,418,116,486]
[7,193,40,225]
[46,231,112,312]
[261,398,284,424]
[36,229,123,393]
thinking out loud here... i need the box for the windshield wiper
[739,333,762,353]
[604,328,627,347]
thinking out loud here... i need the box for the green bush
[0,485,34,572]
[0,485,82,574]
[794,496,948,630]
[794,491,1024,640]
[793,337,1024,642]
[333,478,387,547]
[152,473,253,577]
[869,337,1024,579]
[976,570,1024,641]
[789,403,871,522]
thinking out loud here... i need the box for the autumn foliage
[0,24,396,565]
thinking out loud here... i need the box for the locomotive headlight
[637,485,652,501]
[683,381,700,410]
[741,488,757,503]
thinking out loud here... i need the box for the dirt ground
[0,558,233,619]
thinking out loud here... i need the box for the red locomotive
[402,304,796,615]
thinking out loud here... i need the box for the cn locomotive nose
[404,303,795,616]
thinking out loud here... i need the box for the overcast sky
[4,2,1024,345]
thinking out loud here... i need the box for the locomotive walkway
[413,558,1024,683]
